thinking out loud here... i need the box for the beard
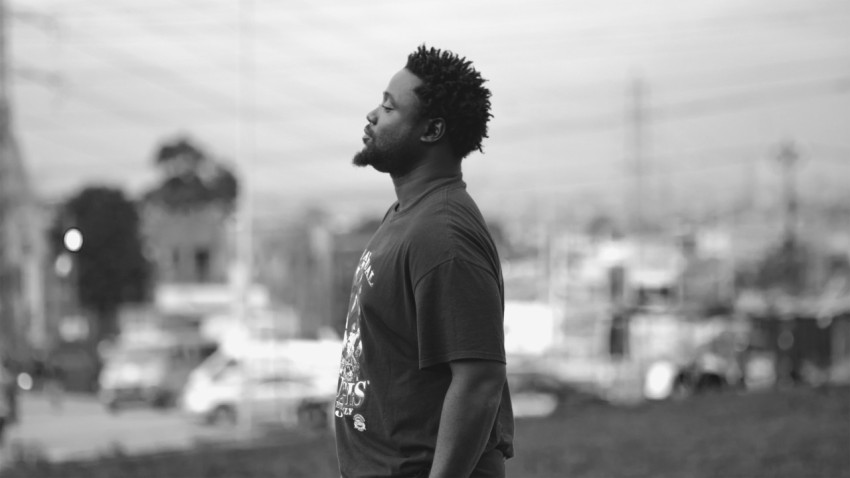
[352,142,391,173]
[352,134,416,175]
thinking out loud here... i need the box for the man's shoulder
[408,192,476,238]
[412,183,484,223]
[412,197,497,264]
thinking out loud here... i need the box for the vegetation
[49,186,152,341]
[737,238,850,299]
[2,386,847,478]
[144,136,238,212]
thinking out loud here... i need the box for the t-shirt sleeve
[414,257,505,369]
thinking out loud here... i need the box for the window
[195,247,211,282]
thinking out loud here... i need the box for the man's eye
[381,104,393,112]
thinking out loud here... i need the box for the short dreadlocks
[405,45,492,160]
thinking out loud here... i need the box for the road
[2,391,251,463]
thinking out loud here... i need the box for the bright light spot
[64,228,83,252]
[55,253,73,277]
[17,373,33,391]
[644,361,677,400]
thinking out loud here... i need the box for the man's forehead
[384,68,422,107]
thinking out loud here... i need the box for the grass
[2,386,848,478]
[507,386,850,478]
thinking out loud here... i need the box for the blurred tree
[49,186,152,341]
[144,136,238,212]
[753,239,811,296]
[737,240,850,299]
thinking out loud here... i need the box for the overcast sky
[10,0,850,223]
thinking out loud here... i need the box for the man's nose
[366,108,377,124]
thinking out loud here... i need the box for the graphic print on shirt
[335,250,375,425]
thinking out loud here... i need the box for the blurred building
[139,201,232,285]
[136,198,238,330]
[0,133,48,359]
[253,217,375,340]
[135,183,291,342]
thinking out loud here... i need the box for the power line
[50,1,849,77]
[653,76,850,120]
[12,2,847,122]
[12,3,849,174]
[502,75,850,143]
[79,2,360,119]
[13,4,379,138]
[15,6,269,123]
[16,62,850,155]
[476,157,757,198]
[60,41,244,117]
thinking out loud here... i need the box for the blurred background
[0,0,848,476]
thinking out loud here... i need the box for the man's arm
[429,359,506,478]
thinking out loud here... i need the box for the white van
[180,337,341,430]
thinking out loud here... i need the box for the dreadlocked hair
[405,45,492,160]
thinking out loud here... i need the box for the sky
[9,0,850,226]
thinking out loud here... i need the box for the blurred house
[135,166,262,336]
[139,201,232,285]
[137,197,282,337]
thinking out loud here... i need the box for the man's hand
[429,359,506,478]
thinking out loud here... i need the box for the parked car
[180,339,340,430]
[98,334,217,412]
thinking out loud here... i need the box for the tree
[49,186,152,341]
[144,136,238,212]
[737,239,850,300]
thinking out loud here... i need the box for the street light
[56,227,88,342]
[63,227,83,253]
[55,227,83,277]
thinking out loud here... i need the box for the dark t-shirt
[334,175,514,478]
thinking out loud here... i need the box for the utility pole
[236,0,256,437]
[776,142,800,248]
[776,141,802,296]
[627,75,649,236]
[744,154,760,213]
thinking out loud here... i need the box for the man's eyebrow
[383,92,396,104]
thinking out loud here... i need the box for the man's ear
[420,118,446,144]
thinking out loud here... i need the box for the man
[334,45,514,478]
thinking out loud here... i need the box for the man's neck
[391,153,461,210]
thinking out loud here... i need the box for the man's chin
[352,151,369,168]
[352,150,388,172]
